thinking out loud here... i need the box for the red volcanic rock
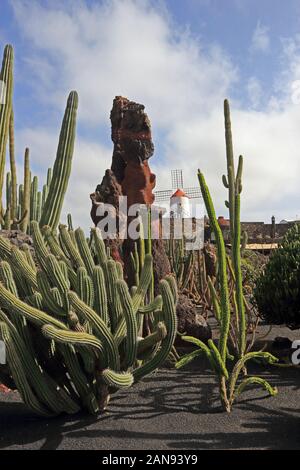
[122,160,156,207]
[90,97,211,343]
[90,96,165,279]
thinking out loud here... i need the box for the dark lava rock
[176,294,212,344]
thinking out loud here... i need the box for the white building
[170,189,191,218]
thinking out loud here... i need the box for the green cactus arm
[137,216,146,278]
[0,321,53,416]
[6,171,11,211]
[58,260,70,284]
[198,170,230,363]
[20,243,37,271]
[224,99,236,238]
[45,253,70,294]
[232,190,246,357]
[42,324,103,355]
[58,224,85,269]
[208,339,229,379]
[76,267,94,307]
[0,281,68,329]
[9,109,17,223]
[92,265,109,324]
[42,225,74,269]
[0,234,12,259]
[138,295,162,313]
[19,148,30,232]
[25,292,44,310]
[101,369,133,389]
[137,322,167,356]
[58,344,99,415]
[178,335,218,372]
[165,274,179,305]
[103,260,123,331]
[229,351,278,399]
[0,310,80,415]
[36,191,42,223]
[131,254,153,313]
[30,175,38,223]
[75,227,95,277]
[133,279,177,382]
[91,227,107,266]
[207,276,221,323]
[3,206,10,229]
[46,167,52,187]
[233,376,278,401]
[68,291,120,370]
[116,279,138,369]
[36,270,66,317]
[235,154,243,193]
[30,220,49,270]
[111,263,154,345]
[67,213,73,231]
[175,348,203,369]
[0,45,14,212]
[115,261,123,280]
[10,246,38,290]
[39,91,78,230]
[0,260,18,296]
[18,183,23,211]
[130,251,139,286]
[222,174,229,188]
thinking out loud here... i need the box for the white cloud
[246,76,262,108]
[8,0,300,228]
[250,21,270,53]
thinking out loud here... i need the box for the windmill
[153,169,204,248]
[154,169,202,202]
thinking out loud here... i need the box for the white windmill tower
[170,188,191,218]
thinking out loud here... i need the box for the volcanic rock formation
[90,96,211,342]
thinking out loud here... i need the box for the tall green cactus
[0,222,177,416]
[177,100,278,413]
[0,45,13,214]
[39,91,78,230]
[19,148,30,232]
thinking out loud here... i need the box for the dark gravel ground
[0,324,299,450]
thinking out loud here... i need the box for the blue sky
[0,0,299,227]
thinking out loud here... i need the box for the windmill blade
[153,189,173,202]
[171,169,183,189]
[183,187,202,199]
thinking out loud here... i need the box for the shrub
[254,223,300,329]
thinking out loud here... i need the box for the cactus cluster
[0,221,177,416]
[0,44,77,233]
[177,99,278,413]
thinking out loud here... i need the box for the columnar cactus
[0,42,76,233]
[177,100,278,413]
[39,91,78,231]
[0,222,177,416]
[0,45,13,214]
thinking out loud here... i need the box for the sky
[0,0,300,228]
